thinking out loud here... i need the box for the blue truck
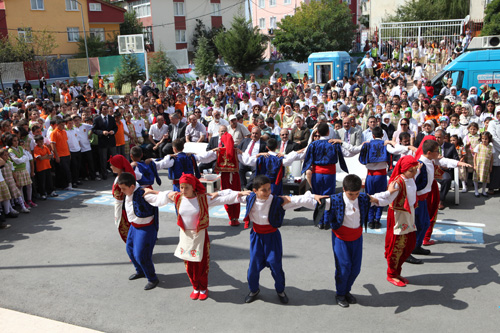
[431,36,500,93]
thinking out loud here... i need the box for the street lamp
[75,0,91,76]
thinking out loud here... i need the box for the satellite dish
[464,15,470,25]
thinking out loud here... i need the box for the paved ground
[1,170,499,332]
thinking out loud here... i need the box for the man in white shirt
[408,80,427,103]
[147,115,169,157]
[362,116,389,142]
[227,114,250,146]
[185,115,207,142]
[390,78,407,98]
[73,115,99,180]
[86,75,93,88]
[246,74,260,91]
[207,110,229,140]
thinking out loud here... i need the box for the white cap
[228,115,237,121]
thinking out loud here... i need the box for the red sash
[368,169,387,176]
[311,164,336,174]
[333,226,362,241]
[130,219,154,229]
[252,223,277,234]
[417,193,429,201]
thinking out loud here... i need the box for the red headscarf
[414,135,436,160]
[109,155,135,179]
[220,132,235,163]
[389,155,419,183]
[179,173,206,194]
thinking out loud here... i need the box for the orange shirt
[50,128,70,157]
[33,145,52,172]
[63,92,72,103]
[115,121,125,146]
[164,78,171,88]
[99,79,104,88]
[175,101,187,116]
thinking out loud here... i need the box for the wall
[470,0,487,21]
[360,0,408,31]
[3,0,91,57]
[152,0,244,52]
[89,23,121,42]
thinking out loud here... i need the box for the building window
[90,28,105,42]
[143,26,153,44]
[258,0,265,8]
[175,30,186,43]
[270,17,277,29]
[31,0,44,10]
[18,28,33,43]
[259,18,266,30]
[129,0,151,18]
[284,0,291,4]
[342,0,352,4]
[173,2,184,16]
[212,3,221,16]
[67,27,80,42]
[269,0,276,7]
[66,0,79,11]
[89,3,102,11]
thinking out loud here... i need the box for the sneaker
[64,186,73,191]
[20,206,30,213]
[95,176,102,181]
[28,201,38,208]
[10,209,19,215]
[461,187,467,193]
[24,203,31,210]
[50,191,59,197]
[41,195,47,200]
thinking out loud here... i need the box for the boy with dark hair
[117,172,160,290]
[154,138,200,191]
[313,174,374,308]
[129,146,161,189]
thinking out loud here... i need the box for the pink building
[251,0,359,59]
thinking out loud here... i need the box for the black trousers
[239,165,256,190]
[36,169,54,195]
[145,140,168,158]
[80,150,96,180]
[98,146,117,179]
[55,155,71,188]
[70,151,82,184]
[437,170,453,202]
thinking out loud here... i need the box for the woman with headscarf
[270,71,278,85]
[467,86,479,105]
[110,155,141,242]
[144,174,247,300]
[370,155,420,286]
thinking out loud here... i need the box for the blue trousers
[414,199,430,248]
[248,229,285,293]
[311,173,336,225]
[332,233,363,296]
[126,224,158,282]
[365,174,387,222]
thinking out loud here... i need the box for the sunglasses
[281,134,289,136]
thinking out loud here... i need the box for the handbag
[174,228,206,262]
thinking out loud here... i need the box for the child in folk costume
[116,172,160,291]
[144,174,247,300]
[0,148,29,214]
[473,132,494,197]
[129,146,161,189]
[408,136,471,264]
[371,156,420,287]
[0,156,13,228]
[194,129,244,226]
[154,139,200,192]
[110,155,140,243]
[6,135,35,210]
[312,175,371,308]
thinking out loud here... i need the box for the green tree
[120,11,144,36]
[215,16,267,79]
[192,19,225,56]
[194,36,216,78]
[24,29,58,79]
[77,35,108,58]
[113,54,145,93]
[385,0,470,22]
[272,0,355,63]
[148,48,176,85]
[0,37,32,91]
[481,0,500,36]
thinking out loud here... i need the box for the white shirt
[417,155,458,195]
[242,151,301,167]
[65,127,81,152]
[75,124,92,152]
[245,139,260,157]
[124,184,155,226]
[390,86,406,97]
[207,118,229,138]
[149,123,169,141]
[362,129,389,142]
[340,192,361,229]
[132,118,146,137]
[87,78,93,88]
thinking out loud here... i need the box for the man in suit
[278,128,299,154]
[238,126,266,189]
[338,116,362,146]
[92,104,117,180]
[434,129,459,209]
[161,113,186,156]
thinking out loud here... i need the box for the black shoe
[6,212,19,218]
[345,292,357,304]
[405,255,423,264]
[277,292,289,304]
[102,175,108,180]
[336,295,349,308]
[129,273,145,280]
[76,181,83,185]
[413,247,431,255]
[323,224,331,230]
[245,289,260,303]
[0,212,5,223]
[368,222,375,229]
[374,221,382,229]
[72,183,78,188]
[317,224,325,230]
[144,279,159,290]
[0,223,11,229]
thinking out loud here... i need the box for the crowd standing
[2,44,499,305]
